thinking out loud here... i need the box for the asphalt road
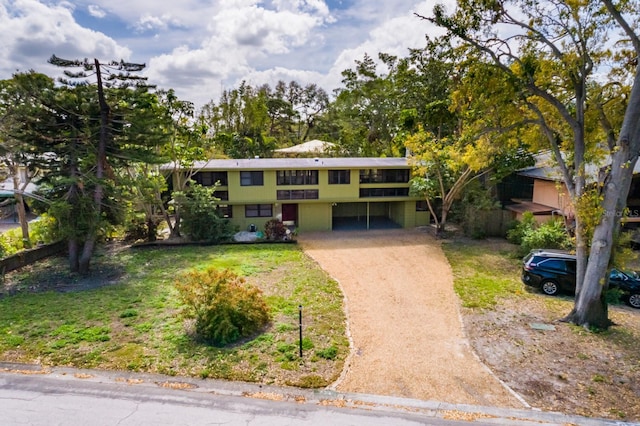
[0,370,474,426]
[0,365,623,426]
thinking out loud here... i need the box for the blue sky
[0,0,450,109]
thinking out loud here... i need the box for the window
[216,191,229,201]
[276,170,318,185]
[328,170,350,184]
[359,188,410,198]
[277,190,319,200]
[541,259,568,271]
[240,171,264,186]
[216,205,232,218]
[360,169,410,183]
[193,171,228,186]
[245,204,272,217]
[416,201,428,211]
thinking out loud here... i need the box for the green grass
[0,243,348,387]
[441,239,528,309]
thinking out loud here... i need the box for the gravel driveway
[298,228,524,408]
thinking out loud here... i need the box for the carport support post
[298,305,303,358]
[367,202,370,230]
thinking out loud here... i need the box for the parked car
[521,249,640,309]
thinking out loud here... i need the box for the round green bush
[175,268,270,346]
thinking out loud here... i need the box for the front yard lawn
[0,243,348,388]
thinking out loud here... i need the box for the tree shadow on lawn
[1,252,126,298]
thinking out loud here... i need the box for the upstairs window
[359,187,409,197]
[277,190,319,200]
[240,171,264,186]
[193,171,228,186]
[328,170,350,184]
[276,170,318,185]
[360,169,410,184]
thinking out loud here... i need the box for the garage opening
[332,202,401,230]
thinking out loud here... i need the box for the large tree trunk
[68,239,80,273]
[13,193,30,249]
[146,218,158,242]
[437,204,449,236]
[10,168,31,249]
[565,65,640,329]
[75,59,110,276]
[565,155,636,328]
[78,239,95,275]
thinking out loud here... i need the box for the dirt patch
[464,297,640,421]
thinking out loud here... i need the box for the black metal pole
[298,305,303,358]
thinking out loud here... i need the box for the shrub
[29,214,60,244]
[605,287,625,306]
[316,345,338,360]
[506,212,536,245]
[174,184,236,243]
[521,219,572,253]
[123,213,149,242]
[175,268,270,346]
[264,219,288,241]
[507,213,573,256]
[0,214,61,257]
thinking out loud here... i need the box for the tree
[424,0,640,328]
[0,72,54,248]
[328,53,401,156]
[273,80,330,143]
[172,183,235,243]
[42,56,160,274]
[200,81,275,158]
[151,89,210,240]
[405,50,532,235]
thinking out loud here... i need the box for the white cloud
[146,0,335,105]
[0,0,453,109]
[0,0,131,77]
[134,13,181,32]
[87,4,106,18]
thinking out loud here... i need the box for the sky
[0,0,452,110]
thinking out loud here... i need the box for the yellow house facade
[167,157,430,233]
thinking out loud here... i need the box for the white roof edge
[160,157,411,171]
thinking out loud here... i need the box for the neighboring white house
[274,140,337,156]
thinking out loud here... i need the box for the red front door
[282,204,298,222]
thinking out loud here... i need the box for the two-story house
[166,157,430,232]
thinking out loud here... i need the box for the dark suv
[522,250,576,296]
[521,249,640,309]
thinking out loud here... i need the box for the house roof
[504,200,558,215]
[517,166,562,181]
[518,150,640,182]
[274,139,336,154]
[162,157,412,171]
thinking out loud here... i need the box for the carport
[331,202,401,230]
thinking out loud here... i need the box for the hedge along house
[164,157,430,233]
